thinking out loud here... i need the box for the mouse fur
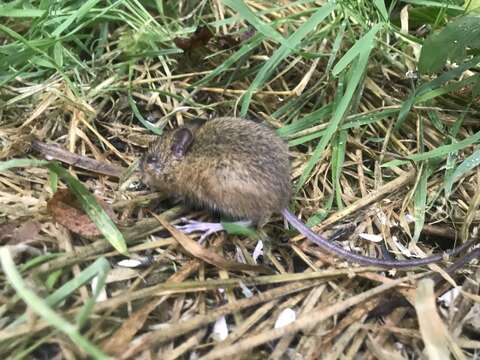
[141,117,291,224]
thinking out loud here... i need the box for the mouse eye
[145,154,158,164]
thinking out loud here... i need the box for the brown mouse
[141,117,476,268]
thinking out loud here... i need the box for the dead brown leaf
[0,220,41,245]
[173,26,213,51]
[32,140,123,178]
[217,29,256,49]
[47,188,117,239]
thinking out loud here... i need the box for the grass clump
[1,1,480,359]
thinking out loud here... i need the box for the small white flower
[252,240,264,263]
[212,316,229,341]
[275,308,296,328]
[117,259,144,268]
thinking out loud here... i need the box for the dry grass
[1,1,480,359]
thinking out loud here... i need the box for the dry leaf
[415,279,466,360]
[154,214,271,273]
[32,140,123,178]
[174,26,213,51]
[359,233,383,243]
[103,298,163,356]
[0,220,41,245]
[366,335,406,360]
[216,29,255,49]
[47,188,117,238]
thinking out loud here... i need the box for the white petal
[359,233,383,243]
[252,240,264,263]
[91,275,107,302]
[405,213,415,223]
[439,287,460,306]
[117,259,144,268]
[275,308,296,328]
[212,316,229,341]
[392,236,413,257]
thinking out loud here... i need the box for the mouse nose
[145,154,158,164]
[141,154,163,175]
[140,154,155,172]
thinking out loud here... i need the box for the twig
[32,140,124,178]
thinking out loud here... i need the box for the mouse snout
[145,162,162,175]
[144,153,158,165]
[140,154,163,174]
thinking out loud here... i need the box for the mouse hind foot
[176,218,252,244]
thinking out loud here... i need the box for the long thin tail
[282,208,477,268]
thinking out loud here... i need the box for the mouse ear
[187,118,207,131]
[171,128,194,158]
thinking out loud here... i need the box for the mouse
[140,116,476,268]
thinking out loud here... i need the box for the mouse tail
[281,208,477,268]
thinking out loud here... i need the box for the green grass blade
[75,258,110,328]
[222,222,257,238]
[332,23,383,76]
[412,167,428,245]
[0,159,49,172]
[128,92,164,135]
[0,247,110,360]
[411,118,431,244]
[193,33,265,87]
[52,0,103,37]
[287,108,401,146]
[239,2,336,116]
[0,24,56,66]
[373,0,389,20]
[46,269,63,290]
[48,163,128,255]
[48,167,59,192]
[444,148,480,196]
[0,7,46,18]
[419,16,480,74]
[325,20,346,75]
[0,23,72,89]
[295,34,374,191]
[331,130,347,209]
[276,104,333,138]
[19,253,63,272]
[63,1,127,39]
[127,58,165,135]
[222,0,285,44]
[415,73,480,103]
[382,130,480,168]
[9,257,110,328]
[395,56,480,131]
[400,0,464,10]
[47,257,110,308]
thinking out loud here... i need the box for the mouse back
[143,117,291,224]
